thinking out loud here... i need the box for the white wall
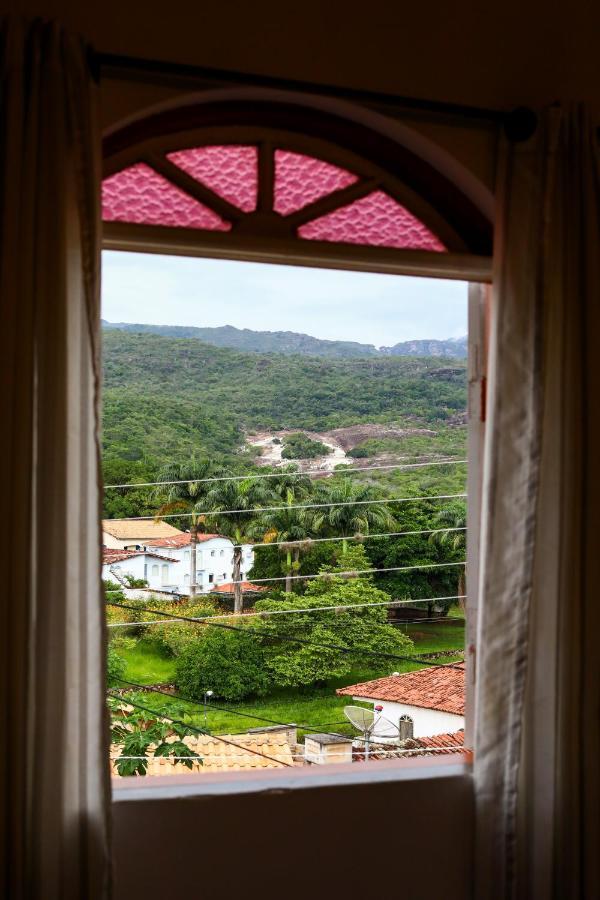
[102,554,179,592]
[112,764,472,900]
[148,538,254,595]
[358,698,465,741]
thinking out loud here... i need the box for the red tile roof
[103,549,178,565]
[352,729,466,762]
[336,664,465,715]
[144,533,225,549]
[211,581,266,594]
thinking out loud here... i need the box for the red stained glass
[274,150,358,215]
[102,163,231,231]
[298,190,445,251]
[167,145,258,212]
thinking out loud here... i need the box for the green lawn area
[115,617,465,739]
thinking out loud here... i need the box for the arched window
[151,564,159,577]
[102,100,492,277]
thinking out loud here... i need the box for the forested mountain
[102,330,467,468]
[102,320,467,359]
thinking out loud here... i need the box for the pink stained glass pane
[167,145,258,212]
[298,190,446,251]
[274,150,358,215]
[102,163,231,231]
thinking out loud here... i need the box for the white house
[102,518,184,550]
[336,663,465,742]
[102,548,180,593]
[144,532,255,595]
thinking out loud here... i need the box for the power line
[217,560,465,587]
[108,691,293,767]
[104,492,468,521]
[236,526,466,550]
[106,601,465,669]
[104,458,467,490]
[106,595,467,628]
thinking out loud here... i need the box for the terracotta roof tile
[211,581,265,594]
[145,533,224,548]
[336,664,465,715]
[353,729,466,762]
[103,549,178,565]
[111,732,294,776]
[102,519,183,540]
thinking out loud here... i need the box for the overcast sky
[102,251,467,348]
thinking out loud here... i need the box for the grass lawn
[114,617,465,740]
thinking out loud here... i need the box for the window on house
[151,565,159,577]
[102,103,488,784]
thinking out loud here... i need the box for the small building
[102,548,180,592]
[303,733,353,765]
[145,533,255,595]
[102,518,183,550]
[336,664,465,742]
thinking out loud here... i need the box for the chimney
[303,733,353,765]
[398,716,414,741]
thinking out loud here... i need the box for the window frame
[104,109,489,794]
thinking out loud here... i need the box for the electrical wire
[106,601,465,669]
[106,594,467,628]
[104,458,467,490]
[107,691,293,767]
[105,492,468,522]
[233,525,466,550]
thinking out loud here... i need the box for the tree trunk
[189,525,197,600]
[341,537,348,555]
[292,547,300,593]
[458,567,466,613]
[285,549,292,593]
[233,545,243,614]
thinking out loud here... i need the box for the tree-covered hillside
[102,330,467,466]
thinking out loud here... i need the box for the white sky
[102,251,467,348]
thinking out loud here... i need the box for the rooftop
[336,664,465,715]
[102,519,183,540]
[111,731,295,776]
[211,581,266,594]
[145,532,225,548]
[352,729,466,762]
[103,548,178,565]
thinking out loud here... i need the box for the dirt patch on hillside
[323,424,437,451]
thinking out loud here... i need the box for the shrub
[143,601,218,656]
[281,433,332,459]
[349,446,369,458]
[107,644,127,687]
[175,628,269,701]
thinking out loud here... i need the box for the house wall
[357,698,465,740]
[102,554,179,591]
[150,538,255,593]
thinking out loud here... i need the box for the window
[103,98,488,785]
[151,564,159,577]
[184,550,190,560]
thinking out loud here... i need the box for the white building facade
[144,533,255,596]
[337,665,465,742]
[102,550,180,593]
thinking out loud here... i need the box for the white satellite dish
[344,704,400,760]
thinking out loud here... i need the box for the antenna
[344,705,401,760]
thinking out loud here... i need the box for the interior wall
[112,769,473,900]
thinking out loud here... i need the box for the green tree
[260,473,323,592]
[428,502,467,609]
[154,456,222,600]
[175,627,269,702]
[109,698,198,777]
[254,556,414,689]
[319,478,396,555]
[204,477,276,613]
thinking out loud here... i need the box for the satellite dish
[344,706,375,732]
[344,705,401,760]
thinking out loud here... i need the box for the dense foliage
[281,433,332,459]
[175,626,270,702]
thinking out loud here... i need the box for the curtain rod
[93,51,537,141]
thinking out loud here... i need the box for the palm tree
[154,457,221,600]
[428,504,467,610]
[319,478,396,555]
[204,477,276,613]
[261,485,324,592]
